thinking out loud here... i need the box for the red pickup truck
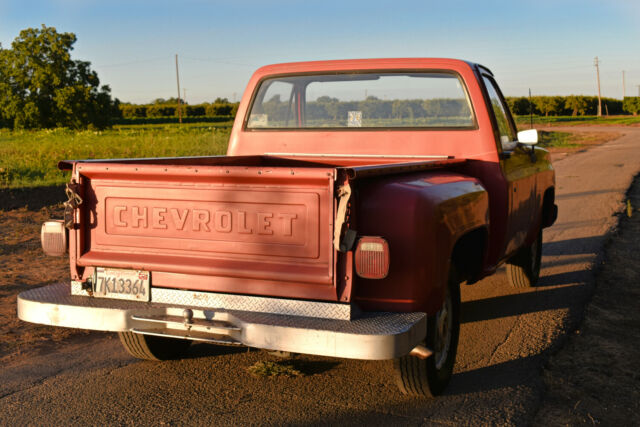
[19,58,556,397]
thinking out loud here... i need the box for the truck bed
[63,155,464,302]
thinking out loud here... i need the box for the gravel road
[1,127,638,426]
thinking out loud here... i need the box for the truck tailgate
[72,162,336,301]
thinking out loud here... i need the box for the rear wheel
[118,332,191,361]
[393,267,461,397]
[506,229,542,288]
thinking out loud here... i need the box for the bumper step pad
[18,283,426,360]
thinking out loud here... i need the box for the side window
[482,75,516,149]
[248,81,296,128]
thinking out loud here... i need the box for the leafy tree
[316,96,341,121]
[316,96,338,103]
[146,105,176,117]
[392,100,425,119]
[0,25,117,129]
[151,97,184,105]
[359,96,391,120]
[623,97,640,115]
[565,95,589,116]
[205,102,233,116]
[534,96,564,117]
[506,97,535,116]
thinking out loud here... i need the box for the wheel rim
[434,287,453,370]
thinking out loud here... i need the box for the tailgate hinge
[334,183,356,252]
[64,181,83,229]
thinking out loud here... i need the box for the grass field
[535,130,621,152]
[537,131,579,148]
[515,115,640,127]
[0,118,626,189]
[0,123,232,188]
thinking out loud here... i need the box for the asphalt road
[1,127,639,426]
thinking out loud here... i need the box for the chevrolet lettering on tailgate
[103,196,312,247]
[110,203,298,238]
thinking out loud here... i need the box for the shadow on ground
[0,185,66,211]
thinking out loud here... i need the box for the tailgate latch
[64,181,83,229]
[334,183,356,252]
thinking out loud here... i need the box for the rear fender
[352,172,489,315]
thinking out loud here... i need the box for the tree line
[506,95,640,116]
[119,95,640,123]
[259,95,471,122]
[119,97,239,120]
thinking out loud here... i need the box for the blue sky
[1,0,638,104]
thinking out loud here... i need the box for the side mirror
[517,129,538,145]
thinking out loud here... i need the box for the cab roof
[252,58,490,78]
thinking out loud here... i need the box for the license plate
[93,267,150,302]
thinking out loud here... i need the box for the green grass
[112,116,234,126]
[537,131,580,148]
[3,116,624,189]
[113,120,233,129]
[0,124,231,189]
[515,115,640,127]
[535,130,620,150]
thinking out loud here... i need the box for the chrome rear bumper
[17,283,426,360]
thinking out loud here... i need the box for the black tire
[118,332,191,361]
[393,267,461,397]
[506,229,542,288]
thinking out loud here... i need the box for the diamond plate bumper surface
[18,283,427,360]
[70,281,359,320]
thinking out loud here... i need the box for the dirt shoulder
[534,174,640,425]
[0,203,91,361]
[0,185,66,211]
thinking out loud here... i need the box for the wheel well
[542,187,556,228]
[451,228,487,284]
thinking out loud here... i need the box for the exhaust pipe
[409,345,433,359]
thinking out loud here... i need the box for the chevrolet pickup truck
[18,58,556,397]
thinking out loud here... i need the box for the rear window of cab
[246,72,475,130]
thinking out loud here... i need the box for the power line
[97,57,169,68]
[180,55,255,67]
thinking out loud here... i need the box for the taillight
[355,237,390,279]
[41,220,68,256]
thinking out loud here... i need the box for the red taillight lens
[355,237,390,279]
[41,220,68,256]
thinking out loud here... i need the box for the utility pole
[183,88,187,104]
[529,88,533,129]
[622,70,626,98]
[175,54,182,124]
[594,57,602,117]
